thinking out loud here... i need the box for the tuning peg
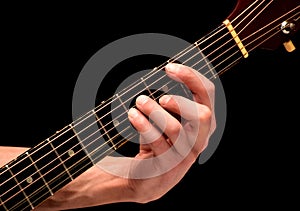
[283,40,296,52]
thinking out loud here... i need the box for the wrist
[36,166,133,210]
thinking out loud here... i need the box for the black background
[1,0,299,210]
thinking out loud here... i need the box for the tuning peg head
[283,40,296,52]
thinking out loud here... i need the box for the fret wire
[205,9,296,78]
[12,153,92,211]
[25,152,54,196]
[90,25,228,124]
[210,54,243,79]
[0,126,81,190]
[28,132,135,211]
[197,47,241,77]
[140,77,155,99]
[0,45,221,207]
[5,165,34,210]
[0,197,8,211]
[72,82,183,164]
[11,123,128,210]
[115,94,128,112]
[34,25,296,211]
[24,123,136,210]
[18,23,251,202]
[47,138,74,181]
[71,120,94,163]
[4,79,180,211]
[0,42,240,209]
[0,25,228,185]
[192,37,234,75]
[194,42,217,79]
[1,81,176,210]
[0,131,77,204]
[0,45,243,209]
[92,109,117,150]
[191,36,237,78]
[92,131,135,160]
[2,2,294,208]
[29,129,134,209]
[210,14,295,79]
[0,133,86,209]
[0,21,230,181]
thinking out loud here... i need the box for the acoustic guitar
[1,0,299,210]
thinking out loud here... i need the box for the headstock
[226,0,299,53]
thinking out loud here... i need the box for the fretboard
[0,126,94,211]
[0,22,242,211]
[1,0,298,208]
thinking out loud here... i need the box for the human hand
[100,62,216,203]
[34,63,216,210]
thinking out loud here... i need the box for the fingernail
[165,63,179,74]
[136,95,149,106]
[159,95,171,105]
[128,108,139,119]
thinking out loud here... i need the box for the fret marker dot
[162,85,169,93]
[68,150,75,157]
[113,120,119,127]
[26,176,33,184]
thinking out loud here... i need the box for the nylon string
[2,2,299,210]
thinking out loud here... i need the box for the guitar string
[1,3,296,211]
[4,32,227,209]
[74,0,292,148]
[10,21,288,211]
[28,9,300,208]
[193,0,271,74]
[0,0,264,181]
[245,8,300,52]
[1,41,239,209]
[4,5,298,209]
[215,7,300,76]
[10,22,290,211]
[26,14,293,208]
[1,27,229,208]
[0,16,229,184]
[50,6,299,176]
[1,0,262,179]
[233,0,272,30]
[2,2,292,209]
[0,0,263,183]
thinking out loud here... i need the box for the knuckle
[198,105,212,123]
[168,122,181,134]
[205,80,215,96]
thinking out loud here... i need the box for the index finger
[164,63,215,109]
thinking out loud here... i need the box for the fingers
[130,94,213,158]
[159,94,215,141]
[165,63,215,109]
[159,95,212,123]
[134,95,182,143]
[127,63,216,159]
[128,107,171,156]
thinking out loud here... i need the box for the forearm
[0,146,29,167]
[36,165,133,210]
[0,147,135,210]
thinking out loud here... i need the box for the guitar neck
[1,1,299,210]
[0,126,94,211]
[0,23,241,211]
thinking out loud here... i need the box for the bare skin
[0,63,216,210]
